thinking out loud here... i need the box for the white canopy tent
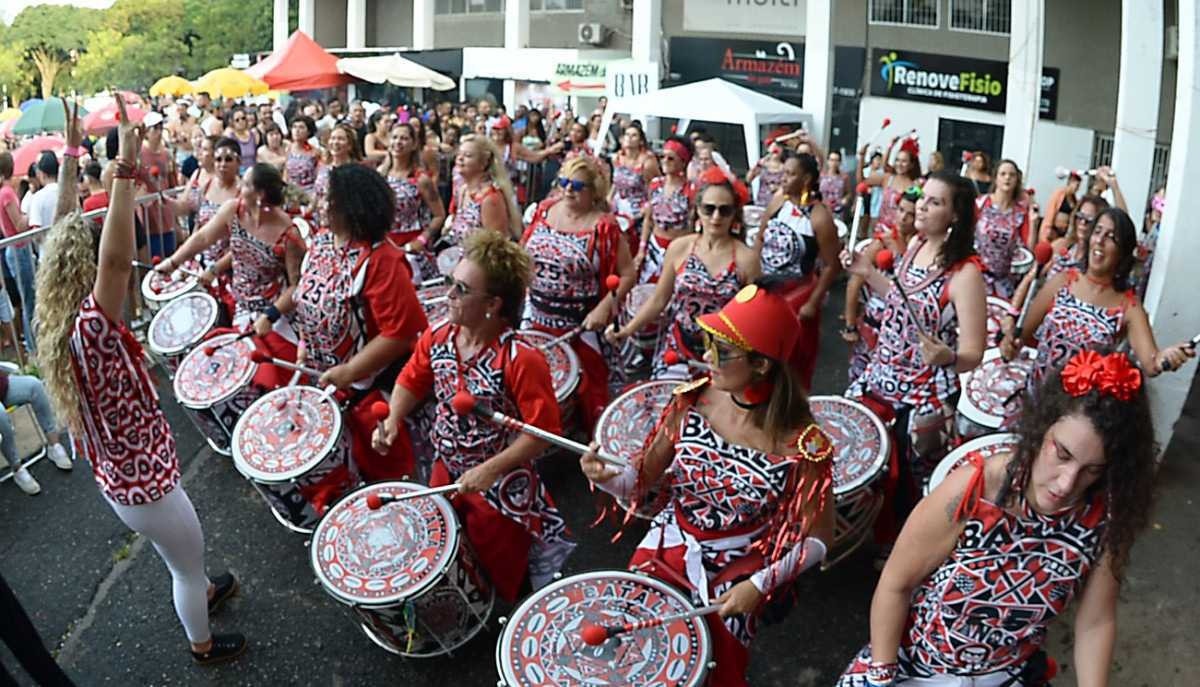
[592,78,814,169]
[336,54,457,91]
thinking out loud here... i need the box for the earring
[485,312,492,320]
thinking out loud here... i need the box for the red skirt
[347,389,415,483]
[781,275,821,392]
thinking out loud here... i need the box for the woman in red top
[378,122,446,281]
[35,98,245,664]
[374,230,574,601]
[273,163,428,481]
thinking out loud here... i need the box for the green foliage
[0,43,36,105]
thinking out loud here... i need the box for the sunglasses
[1075,214,1096,225]
[701,331,747,367]
[448,279,485,299]
[699,203,736,218]
[214,155,240,163]
[557,177,588,193]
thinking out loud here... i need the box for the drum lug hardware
[498,615,508,626]
[551,572,563,581]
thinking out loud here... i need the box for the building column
[802,0,833,148]
[1111,0,1164,226]
[1144,0,1200,455]
[347,0,367,49]
[413,0,435,50]
[632,0,662,65]
[298,0,315,35]
[1001,0,1043,172]
[503,0,530,112]
[273,0,289,51]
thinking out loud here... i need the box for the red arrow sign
[556,80,606,92]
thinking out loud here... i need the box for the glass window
[950,0,1011,34]
[869,0,939,28]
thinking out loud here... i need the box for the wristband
[843,325,857,335]
[415,234,429,247]
[265,305,281,323]
[63,146,83,158]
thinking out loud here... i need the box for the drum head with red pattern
[173,333,257,408]
[926,433,1020,496]
[437,246,463,277]
[958,347,1038,430]
[148,292,219,356]
[809,396,890,496]
[624,284,656,318]
[418,284,450,327]
[311,481,457,605]
[1011,244,1034,274]
[985,297,1017,342]
[141,260,202,303]
[517,330,580,403]
[495,571,711,686]
[595,381,676,464]
[232,386,342,483]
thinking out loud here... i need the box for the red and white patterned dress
[755,163,785,206]
[396,322,574,602]
[876,183,905,232]
[228,208,295,327]
[611,156,649,219]
[974,195,1030,299]
[1029,269,1132,392]
[838,453,1106,684]
[385,170,431,246]
[195,180,229,268]
[1044,244,1084,281]
[652,246,743,379]
[70,294,180,506]
[448,182,503,245]
[285,148,319,195]
[641,176,691,284]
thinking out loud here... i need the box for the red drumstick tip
[881,117,891,128]
[663,350,681,366]
[450,390,476,416]
[365,493,383,510]
[272,244,286,258]
[151,255,163,264]
[874,248,895,272]
[855,181,869,196]
[1033,241,1054,265]
[604,274,621,291]
[370,400,390,421]
[202,345,217,356]
[580,623,609,646]
[1045,657,1058,680]
[248,350,271,364]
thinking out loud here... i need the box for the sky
[2,0,116,25]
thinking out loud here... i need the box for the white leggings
[106,487,211,644]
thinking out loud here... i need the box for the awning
[247,30,356,91]
[337,54,456,91]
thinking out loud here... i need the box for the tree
[0,44,36,106]
[6,5,101,97]
[182,0,274,77]
[73,0,189,90]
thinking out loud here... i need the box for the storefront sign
[870,48,1059,119]
[668,37,803,101]
[1040,67,1059,121]
[682,0,806,37]
[548,61,607,95]
[605,60,659,100]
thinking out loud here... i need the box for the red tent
[246,31,356,91]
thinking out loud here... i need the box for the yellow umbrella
[0,108,21,122]
[149,75,195,97]
[192,68,269,100]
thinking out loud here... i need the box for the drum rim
[957,347,1037,430]
[436,245,463,276]
[1012,244,1034,264]
[147,292,220,356]
[230,385,344,482]
[809,395,892,496]
[925,432,1020,497]
[140,266,200,303]
[516,329,581,402]
[495,569,712,685]
[172,333,258,408]
[594,379,678,457]
[309,480,461,606]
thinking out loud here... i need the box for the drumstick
[417,276,446,288]
[604,273,621,322]
[365,484,461,509]
[202,331,254,356]
[662,349,714,373]
[850,181,870,241]
[135,257,204,280]
[450,390,628,468]
[248,350,322,378]
[580,603,723,645]
[421,295,449,306]
[1012,242,1055,342]
[536,326,582,352]
[864,117,891,148]
[890,274,927,339]
[1160,333,1200,372]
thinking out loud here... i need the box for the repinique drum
[495,570,712,686]
[517,329,581,420]
[623,284,659,352]
[925,433,1020,496]
[312,481,493,657]
[436,246,463,277]
[418,283,450,327]
[809,395,891,567]
[742,204,765,233]
[232,385,356,533]
[173,332,258,455]
[147,292,220,373]
[1011,244,1034,276]
[985,296,1018,344]
[956,347,1038,440]
[594,380,676,519]
[141,260,203,311]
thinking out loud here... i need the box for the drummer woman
[635,135,693,284]
[444,134,523,243]
[379,121,446,255]
[610,124,661,229]
[1000,206,1194,388]
[272,164,428,482]
[36,98,245,664]
[283,115,320,197]
[1011,195,1108,310]
[583,284,835,687]
[756,152,842,389]
[838,349,1157,686]
[311,123,361,227]
[522,155,635,428]
[859,136,921,233]
[846,172,987,522]
[610,167,759,379]
[177,137,241,273]
[373,230,575,602]
[973,159,1031,299]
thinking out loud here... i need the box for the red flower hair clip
[1061,350,1142,402]
[697,166,750,207]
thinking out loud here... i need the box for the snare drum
[925,433,1020,496]
[742,204,765,232]
[232,385,356,533]
[496,570,712,686]
[417,283,450,328]
[518,329,581,424]
[141,260,203,311]
[985,296,1017,344]
[809,395,891,567]
[312,481,493,656]
[173,332,258,455]
[956,347,1038,440]
[1011,244,1034,276]
[147,292,220,372]
[623,284,659,352]
[436,246,462,277]
[594,381,676,519]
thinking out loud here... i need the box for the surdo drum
[956,347,1038,440]
[232,385,356,534]
[926,433,1020,496]
[436,246,463,277]
[495,570,712,686]
[593,380,676,519]
[1011,244,1034,276]
[622,284,660,352]
[147,291,220,372]
[808,396,891,568]
[172,332,258,455]
[312,481,493,657]
[141,258,203,311]
[517,329,581,427]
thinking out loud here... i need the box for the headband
[663,139,691,165]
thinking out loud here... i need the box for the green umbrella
[11,100,89,136]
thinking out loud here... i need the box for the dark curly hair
[1004,350,1157,581]
[327,164,394,243]
[214,136,242,160]
[290,115,316,141]
[1081,207,1138,291]
[247,163,285,207]
[924,171,978,269]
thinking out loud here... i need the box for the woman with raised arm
[860,136,922,234]
[35,98,246,665]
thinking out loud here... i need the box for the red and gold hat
[696,284,800,363]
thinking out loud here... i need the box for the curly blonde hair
[463,228,531,324]
[459,134,523,239]
[34,210,97,432]
[559,156,611,211]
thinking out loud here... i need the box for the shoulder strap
[952,452,988,521]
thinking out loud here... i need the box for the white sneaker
[13,468,41,495]
[48,444,73,471]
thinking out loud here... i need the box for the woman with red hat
[859,135,922,234]
[634,135,694,284]
[609,167,759,379]
[583,282,835,687]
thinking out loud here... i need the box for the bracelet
[415,234,429,247]
[866,660,898,685]
[112,159,136,180]
[63,145,83,158]
[843,325,857,335]
[264,305,281,323]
